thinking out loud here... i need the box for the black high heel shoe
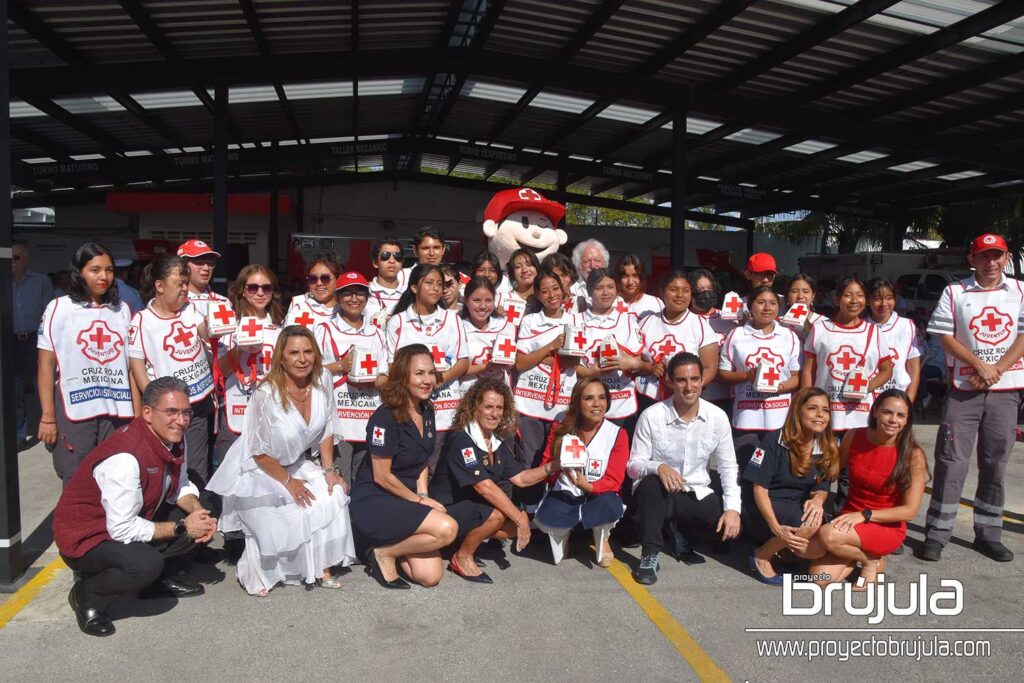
[365,548,411,590]
[447,555,494,584]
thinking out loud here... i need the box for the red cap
[335,271,370,291]
[177,239,221,258]
[483,188,566,226]
[746,252,778,274]
[969,233,1008,254]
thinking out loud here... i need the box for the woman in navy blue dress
[350,344,458,589]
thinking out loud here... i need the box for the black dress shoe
[916,539,943,562]
[139,575,205,599]
[973,539,1014,562]
[68,582,115,637]
[365,548,410,589]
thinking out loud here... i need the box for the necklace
[286,384,312,402]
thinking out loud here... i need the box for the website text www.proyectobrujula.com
[746,573,1021,663]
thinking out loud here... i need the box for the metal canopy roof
[7,0,1024,221]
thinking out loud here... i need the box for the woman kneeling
[804,389,928,588]
[742,388,840,586]
[430,378,557,583]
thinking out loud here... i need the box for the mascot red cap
[482,188,568,268]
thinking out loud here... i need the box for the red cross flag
[560,435,588,469]
[558,322,588,357]
[207,301,237,337]
[235,316,264,348]
[754,360,781,394]
[842,367,871,400]
[721,291,745,322]
[491,333,517,366]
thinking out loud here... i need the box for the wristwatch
[861,509,873,523]
[174,520,187,537]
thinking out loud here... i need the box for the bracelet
[417,491,428,498]
[283,475,291,487]
[39,420,56,424]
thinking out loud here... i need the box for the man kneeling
[627,353,741,585]
[53,376,218,636]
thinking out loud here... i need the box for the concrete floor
[2,422,1022,682]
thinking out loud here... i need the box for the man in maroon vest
[53,376,218,637]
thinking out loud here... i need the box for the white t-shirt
[720,323,802,431]
[872,313,921,392]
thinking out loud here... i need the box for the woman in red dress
[805,389,929,588]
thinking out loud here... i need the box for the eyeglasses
[152,407,193,420]
[338,289,368,298]
[245,283,274,294]
[306,274,334,285]
[377,251,401,262]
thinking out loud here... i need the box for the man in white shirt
[53,377,218,637]
[919,233,1024,563]
[627,352,741,585]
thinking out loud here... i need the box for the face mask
[693,290,718,312]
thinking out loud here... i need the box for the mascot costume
[482,188,567,269]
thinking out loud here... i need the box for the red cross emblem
[724,296,744,314]
[497,338,516,358]
[294,311,315,327]
[789,304,807,318]
[241,318,263,338]
[969,306,1012,346]
[600,343,618,359]
[472,347,493,365]
[518,188,542,201]
[430,345,446,365]
[762,366,781,386]
[572,330,587,349]
[615,299,629,314]
[563,437,586,465]
[359,354,378,376]
[162,321,201,362]
[845,371,869,394]
[76,320,124,365]
[825,345,864,381]
[212,304,234,326]
[504,303,522,325]
[746,347,784,371]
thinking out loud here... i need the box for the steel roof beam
[239,0,305,145]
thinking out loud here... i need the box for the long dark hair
[458,276,500,320]
[68,242,121,307]
[613,253,647,286]
[472,250,504,288]
[541,252,577,283]
[507,248,541,288]
[550,377,611,468]
[868,389,930,492]
[379,344,435,423]
[781,388,839,481]
[141,253,187,303]
[393,263,444,316]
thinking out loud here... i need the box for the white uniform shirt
[514,311,580,421]
[872,312,921,392]
[365,275,405,322]
[580,308,643,419]
[460,316,515,393]
[318,315,387,443]
[285,293,336,329]
[927,275,1024,391]
[697,310,737,402]
[627,398,740,512]
[128,302,214,404]
[636,310,715,401]
[187,288,229,319]
[94,451,199,543]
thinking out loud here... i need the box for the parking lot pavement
[2,426,1022,682]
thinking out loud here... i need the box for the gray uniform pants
[52,395,129,486]
[925,388,1020,545]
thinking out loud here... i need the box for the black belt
[14,332,37,341]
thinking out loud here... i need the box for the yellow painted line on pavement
[603,555,730,682]
[0,557,66,629]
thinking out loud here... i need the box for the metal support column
[670,91,690,269]
[0,0,26,585]
[745,217,755,261]
[269,142,280,281]
[212,83,229,295]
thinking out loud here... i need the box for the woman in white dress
[208,325,356,596]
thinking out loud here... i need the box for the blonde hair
[451,378,517,438]
[260,325,325,410]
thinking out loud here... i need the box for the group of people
[24,226,1020,638]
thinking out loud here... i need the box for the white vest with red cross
[942,278,1024,391]
[38,297,134,421]
[129,302,214,404]
[804,318,889,431]
[385,307,467,430]
[580,309,642,419]
[317,316,387,442]
[720,323,801,431]
[460,317,515,394]
[222,319,281,434]
[636,310,714,400]
[697,311,737,402]
[285,293,336,329]
[550,419,621,496]
[513,311,580,421]
[872,313,921,392]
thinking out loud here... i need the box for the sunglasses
[245,283,274,294]
[306,274,334,285]
[377,251,401,262]
[12,254,22,261]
